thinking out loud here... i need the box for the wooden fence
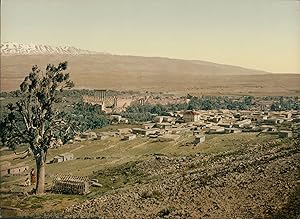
[52,174,90,195]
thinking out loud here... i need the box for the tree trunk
[35,150,46,194]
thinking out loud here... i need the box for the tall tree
[0,62,75,194]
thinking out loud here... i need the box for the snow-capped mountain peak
[1,42,99,56]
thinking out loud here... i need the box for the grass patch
[157,207,176,217]
[90,160,149,196]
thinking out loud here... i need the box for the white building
[194,135,205,144]
[123,134,137,141]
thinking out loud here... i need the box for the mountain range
[1,42,299,95]
[1,42,100,56]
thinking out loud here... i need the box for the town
[1,90,299,218]
[1,91,299,175]
[1,0,299,217]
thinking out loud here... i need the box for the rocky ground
[48,137,300,219]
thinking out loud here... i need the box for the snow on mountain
[1,42,100,56]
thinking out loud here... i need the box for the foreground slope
[62,137,299,219]
[0,132,299,218]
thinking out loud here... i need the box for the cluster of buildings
[105,109,299,144]
[169,109,299,137]
[2,104,298,182]
[55,107,299,149]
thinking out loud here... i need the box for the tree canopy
[0,62,76,194]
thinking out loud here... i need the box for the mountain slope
[0,42,269,76]
[1,42,299,95]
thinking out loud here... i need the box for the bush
[66,102,109,132]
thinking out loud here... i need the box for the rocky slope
[59,137,300,219]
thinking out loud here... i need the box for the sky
[1,0,300,73]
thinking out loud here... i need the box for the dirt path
[0,153,21,161]
[82,157,127,171]
[94,141,125,154]
[128,141,150,150]
[159,136,188,153]
[69,145,85,153]
[1,175,27,185]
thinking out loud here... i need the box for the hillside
[1,132,298,218]
[1,43,300,95]
[62,137,299,219]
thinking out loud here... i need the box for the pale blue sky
[1,0,300,73]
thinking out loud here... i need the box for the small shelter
[123,134,137,141]
[278,130,293,138]
[194,135,205,144]
[80,132,97,140]
[98,135,109,140]
[225,128,242,134]
[209,126,225,134]
[60,152,74,161]
[53,156,64,163]
[53,152,74,163]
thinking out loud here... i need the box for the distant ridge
[1,42,102,56]
[3,42,299,96]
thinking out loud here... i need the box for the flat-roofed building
[183,111,201,123]
[60,152,74,161]
[123,134,137,141]
[225,128,242,134]
[8,164,29,175]
[209,126,225,134]
[194,135,205,144]
[132,128,159,136]
[278,130,293,138]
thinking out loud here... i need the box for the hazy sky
[1,0,300,73]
